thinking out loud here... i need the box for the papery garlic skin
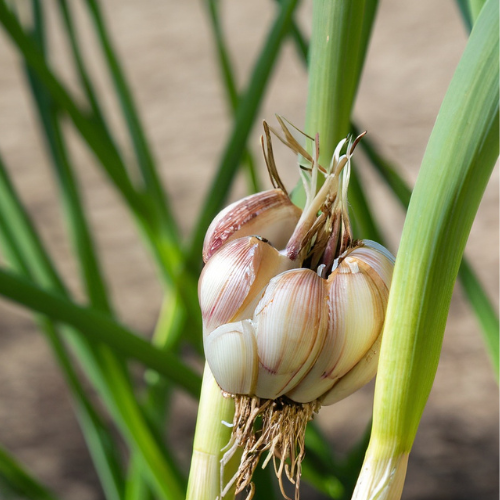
[199,236,297,336]
[253,269,329,399]
[202,189,301,263]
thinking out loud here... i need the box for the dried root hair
[219,394,321,500]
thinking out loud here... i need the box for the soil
[0,1,497,499]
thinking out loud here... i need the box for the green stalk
[283,8,384,245]
[352,2,499,497]
[0,445,60,500]
[188,0,300,265]
[0,266,201,396]
[293,0,378,207]
[84,0,179,236]
[186,365,236,500]
[205,0,261,193]
[303,0,378,166]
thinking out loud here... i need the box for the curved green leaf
[355,1,499,496]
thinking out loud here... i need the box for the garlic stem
[187,364,238,500]
[351,443,409,500]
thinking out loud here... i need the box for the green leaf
[355,1,499,496]
[84,0,179,238]
[0,6,195,497]
[25,9,113,314]
[0,445,60,500]
[188,0,300,264]
[0,267,201,397]
[205,0,261,193]
[0,0,143,214]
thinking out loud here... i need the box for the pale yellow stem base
[351,449,409,500]
[187,363,236,500]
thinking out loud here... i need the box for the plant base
[219,393,321,500]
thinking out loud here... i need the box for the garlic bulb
[198,119,395,500]
[203,241,394,404]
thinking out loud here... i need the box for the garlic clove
[202,189,302,263]
[199,236,297,336]
[324,256,388,380]
[321,330,383,406]
[253,268,329,400]
[348,240,395,288]
[288,244,393,404]
[204,320,259,396]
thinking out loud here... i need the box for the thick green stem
[187,365,236,500]
[353,1,499,497]
[293,0,377,207]
[304,0,377,162]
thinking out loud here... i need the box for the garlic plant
[198,119,395,500]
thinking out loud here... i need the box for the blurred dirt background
[0,0,498,499]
